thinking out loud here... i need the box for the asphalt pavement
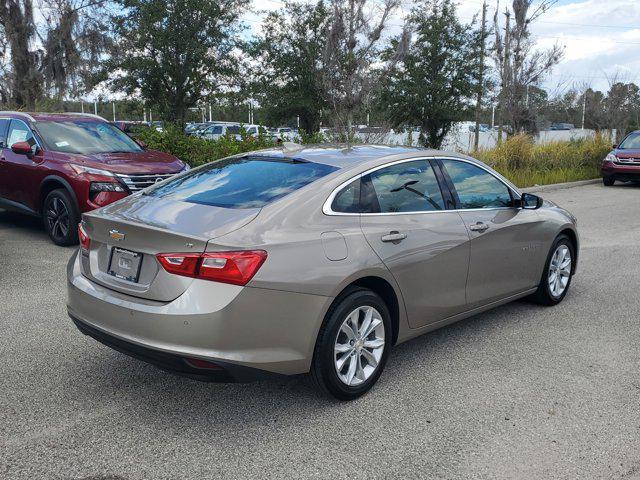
[1,181,639,479]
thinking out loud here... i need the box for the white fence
[353,126,614,152]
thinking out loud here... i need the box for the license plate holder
[108,247,143,282]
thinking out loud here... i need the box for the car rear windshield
[619,132,640,149]
[36,120,142,154]
[146,157,338,209]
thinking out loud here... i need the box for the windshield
[37,121,142,155]
[618,132,640,149]
[146,157,338,209]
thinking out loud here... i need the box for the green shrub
[299,130,326,144]
[136,124,276,167]
[138,125,610,188]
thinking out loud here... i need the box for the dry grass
[473,133,610,187]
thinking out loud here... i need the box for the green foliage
[380,0,479,148]
[475,133,611,187]
[137,126,607,188]
[108,0,248,123]
[136,125,276,167]
[299,129,326,144]
[248,1,329,133]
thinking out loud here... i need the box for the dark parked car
[0,112,188,245]
[602,130,640,186]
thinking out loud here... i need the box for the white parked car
[199,123,241,141]
[243,124,268,137]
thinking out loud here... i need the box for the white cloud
[243,0,640,94]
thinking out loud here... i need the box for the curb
[521,178,600,194]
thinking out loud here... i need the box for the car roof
[248,144,456,168]
[246,144,520,192]
[0,111,106,123]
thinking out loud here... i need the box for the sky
[247,0,640,95]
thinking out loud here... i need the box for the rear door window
[147,157,338,209]
[364,160,445,213]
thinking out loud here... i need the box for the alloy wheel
[46,197,70,242]
[334,306,385,386]
[548,244,572,298]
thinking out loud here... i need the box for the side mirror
[11,141,34,157]
[136,139,147,149]
[521,192,543,210]
[612,144,618,149]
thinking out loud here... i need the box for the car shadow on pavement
[62,296,544,434]
[0,209,48,239]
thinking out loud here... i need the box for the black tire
[310,287,392,401]
[42,189,80,246]
[603,176,615,186]
[529,234,575,306]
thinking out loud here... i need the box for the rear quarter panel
[208,179,410,343]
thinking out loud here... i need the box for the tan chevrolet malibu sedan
[67,145,579,400]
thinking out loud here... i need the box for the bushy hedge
[138,125,610,187]
[136,124,277,167]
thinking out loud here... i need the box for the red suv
[0,112,188,245]
[602,130,640,186]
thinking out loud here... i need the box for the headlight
[605,153,617,163]
[90,182,125,193]
[70,164,115,177]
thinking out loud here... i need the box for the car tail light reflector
[78,224,90,251]
[184,358,222,370]
[156,250,267,286]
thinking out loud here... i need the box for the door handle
[469,222,489,232]
[381,231,407,243]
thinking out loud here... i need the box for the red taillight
[156,253,201,277]
[156,250,267,286]
[78,224,90,251]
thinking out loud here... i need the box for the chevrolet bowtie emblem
[109,229,125,241]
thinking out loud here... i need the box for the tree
[0,0,41,109]
[492,0,563,135]
[605,81,640,141]
[322,0,406,134]
[39,0,113,99]
[250,1,329,133]
[0,22,9,104]
[380,0,478,148]
[0,0,110,108]
[108,0,248,123]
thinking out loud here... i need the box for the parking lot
[1,181,639,479]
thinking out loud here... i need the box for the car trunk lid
[80,195,260,301]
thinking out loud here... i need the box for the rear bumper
[67,251,332,377]
[602,162,640,182]
[70,314,280,382]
